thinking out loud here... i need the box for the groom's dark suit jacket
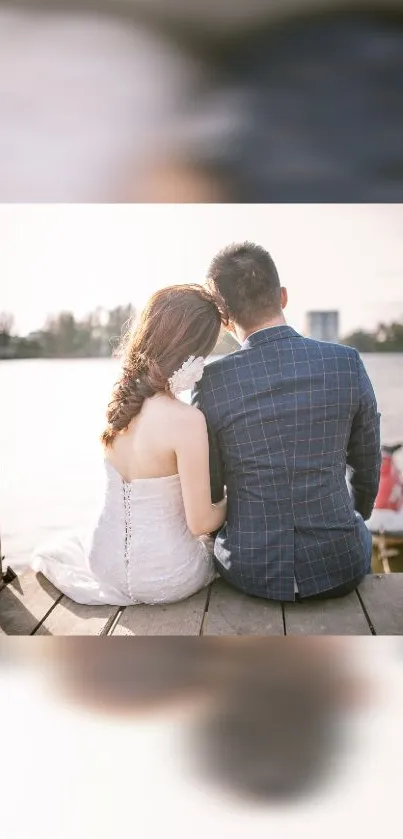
[192,325,381,601]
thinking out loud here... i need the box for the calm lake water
[1,354,402,570]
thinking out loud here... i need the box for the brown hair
[207,241,281,330]
[101,285,221,447]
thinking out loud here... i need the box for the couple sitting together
[32,242,381,605]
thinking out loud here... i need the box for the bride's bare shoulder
[151,395,206,429]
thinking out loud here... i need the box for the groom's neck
[235,315,287,345]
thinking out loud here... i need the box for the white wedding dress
[31,461,216,606]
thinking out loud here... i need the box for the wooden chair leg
[375,533,401,574]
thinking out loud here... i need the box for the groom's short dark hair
[206,242,281,329]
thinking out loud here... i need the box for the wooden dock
[1,570,403,635]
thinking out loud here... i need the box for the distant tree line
[341,320,403,353]
[0,306,239,359]
[0,306,134,359]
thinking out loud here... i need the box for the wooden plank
[283,591,371,635]
[357,574,403,635]
[111,588,209,635]
[35,596,120,636]
[0,570,62,635]
[203,579,284,635]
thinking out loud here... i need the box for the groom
[192,242,381,602]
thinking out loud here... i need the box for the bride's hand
[213,496,227,510]
[212,496,227,528]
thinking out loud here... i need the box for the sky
[1,204,402,337]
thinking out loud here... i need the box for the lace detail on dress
[30,463,216,606]
[123,481,133,598]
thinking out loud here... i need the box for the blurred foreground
[1,1,403,201]
[1,638,402,837]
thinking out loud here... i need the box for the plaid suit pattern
[192,326,381,601]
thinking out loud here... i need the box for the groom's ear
[281,287,288,310]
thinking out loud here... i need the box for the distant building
[305,311,340,343]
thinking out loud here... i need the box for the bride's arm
[175,408,227,537]
[191,382,225,504]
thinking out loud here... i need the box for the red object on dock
[375,445,403,512]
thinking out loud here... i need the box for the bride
[31,285,227,606]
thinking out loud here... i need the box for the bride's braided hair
[101,285,222,447]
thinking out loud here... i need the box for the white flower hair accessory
[168,355,205,396]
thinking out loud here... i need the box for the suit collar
[242,324,301,349]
